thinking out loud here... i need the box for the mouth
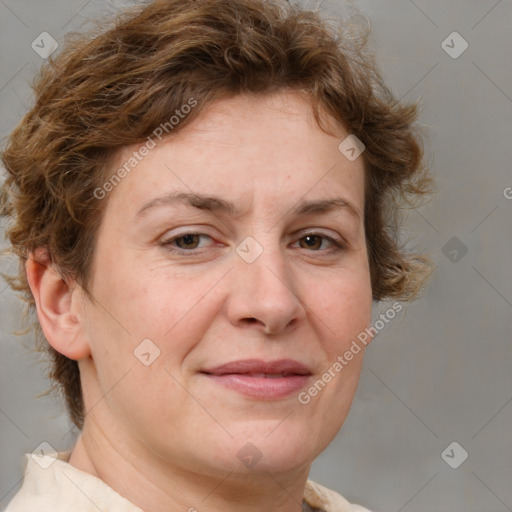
[230,372,299,378]
[200,359,312,399]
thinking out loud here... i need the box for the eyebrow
[135,191,361,221]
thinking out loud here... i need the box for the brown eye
[299,235,323,250]
[175,234,201,249]
[161,233,214,252]
[296,233,344,251]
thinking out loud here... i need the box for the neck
[68,421,312,512]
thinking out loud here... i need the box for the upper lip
[201,359,312,376]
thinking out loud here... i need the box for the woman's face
[78,91,373,477]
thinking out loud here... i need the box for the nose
[225,238,306,335]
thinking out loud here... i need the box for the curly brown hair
[0,0,433,430]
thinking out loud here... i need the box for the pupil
[179,234,199,248]
[303,235,320,249]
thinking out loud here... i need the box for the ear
[25,247,91,361]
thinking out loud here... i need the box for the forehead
[102,91,365,220]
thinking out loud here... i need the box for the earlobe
[25,248,91,361]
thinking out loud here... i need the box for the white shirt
[4,452,373,512]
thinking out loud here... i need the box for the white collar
[6,452,364,512]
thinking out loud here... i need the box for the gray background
[1,1,511,511]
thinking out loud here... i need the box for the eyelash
[160,231,346,255]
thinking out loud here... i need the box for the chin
[214,422,318,475]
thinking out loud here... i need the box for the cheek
[309,270,373,352]
[87,261,229,372]
[294,274,371,452]
[124,270,225,339]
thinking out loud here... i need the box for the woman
[0,0,432,510]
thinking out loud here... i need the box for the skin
[26,91,374,512]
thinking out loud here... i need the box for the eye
[160,231,346,255]
[293,233,345,252]
[160,233,214,252]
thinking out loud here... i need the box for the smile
[201,359,312,399]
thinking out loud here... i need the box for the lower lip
[203,373,311,399]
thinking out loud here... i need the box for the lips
[201,359,312,399]
[202,359,312,377]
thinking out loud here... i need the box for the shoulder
[4,453,142,512]
[304,479,375,512]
